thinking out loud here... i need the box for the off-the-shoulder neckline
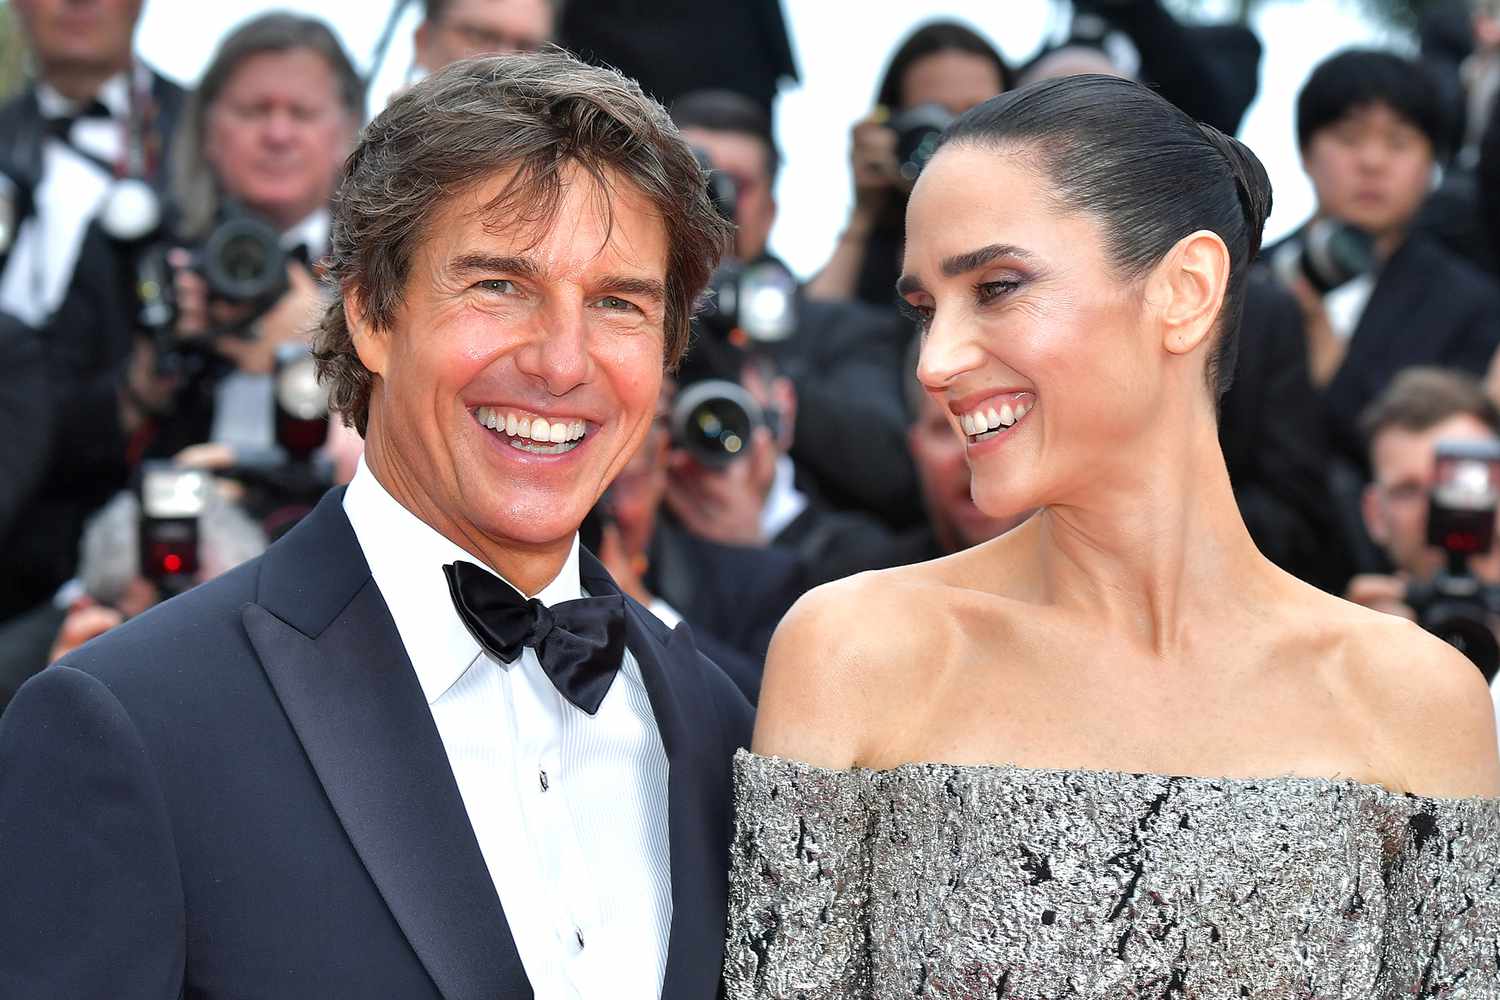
[735,749,1500,807]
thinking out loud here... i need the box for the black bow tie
[444,560,627,715]
[45,99,114,137]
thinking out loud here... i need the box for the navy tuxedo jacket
[0,489,753,999]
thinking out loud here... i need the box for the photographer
[0,12,361,624]
[1347,368,1500,649]
[1271,49,1500,469]
[804,21,1010,310]
[0,480,267,713]
[671,88,921,526]
[0,0,186,326]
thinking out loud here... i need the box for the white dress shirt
[343,458,672,1000]
[0,73,131,325]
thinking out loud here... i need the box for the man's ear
[344,285,388,377]
[1153,230,1230,358]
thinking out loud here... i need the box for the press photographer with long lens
[671,88,921,528]
[1347,368,1500,680]
[1270,49,1500,470]
[804,21,1010,311]
[0,13,361,627]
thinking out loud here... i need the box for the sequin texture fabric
[723,750,1500,999]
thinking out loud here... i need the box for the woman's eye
[976,280,1020,304]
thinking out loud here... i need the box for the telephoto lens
[670,379,766,468]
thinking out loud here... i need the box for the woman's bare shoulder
[752,565,965,769]
[1316,595,1500,797]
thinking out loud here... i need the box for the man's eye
[596,295,637,312]
[477,279,516,294]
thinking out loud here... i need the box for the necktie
[444,560,627,715]
[45,99,113,140]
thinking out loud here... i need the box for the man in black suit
[0,0,185,327]
[0,51,750,1000]
[1271,49,1500,469]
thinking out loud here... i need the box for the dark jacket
[1320,233,1500,468]
[0,489,753,999]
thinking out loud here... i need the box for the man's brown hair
[1359,367,1500,448]
[313,50,731,434]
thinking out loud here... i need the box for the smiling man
[0,53,745,1000]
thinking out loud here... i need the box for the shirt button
[539,769,549,792]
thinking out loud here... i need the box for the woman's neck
[1031,417,1272,657]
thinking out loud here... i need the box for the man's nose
[515,302,592,395]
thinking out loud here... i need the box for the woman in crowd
[724,75,1500,994]
[805,20,1010,309]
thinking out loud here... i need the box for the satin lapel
[244,574,531,1000]
[621,603,731,1000]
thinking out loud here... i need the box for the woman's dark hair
[875,20,1014,110]
[1296,49,1450,160]
[939,74,1272,401]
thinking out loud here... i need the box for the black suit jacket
[0,489,753,999]
[1320,233,1500,466]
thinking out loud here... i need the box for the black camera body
[1404,439,1500,681]
[115,204,290,376]
[1273,218,1377,295]
[888,103,955,184]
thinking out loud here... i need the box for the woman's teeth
[476,406,588,454]
[960,399,1033,441]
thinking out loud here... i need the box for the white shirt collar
[36,71,130,120]
[343,456,582,704]
[281,208,331,260]
[759,453,809,541]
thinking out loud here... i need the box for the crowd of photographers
[6,0,1500,710]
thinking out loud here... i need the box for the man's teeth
[475,406,587,447]
[960,400,1032,437]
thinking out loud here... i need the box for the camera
[116,203,291,377]
[1272,217,1377,295]
[670,378,778,469]
[888,103,956,184]
[1404,439,1500,681]
[138,461,211,598]
[701,257,798,346]
[222,343,334,541]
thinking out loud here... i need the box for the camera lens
[1301,218,1375,293]
[671,379,764,468]
[202,216,287,302]
[889,103,957,183]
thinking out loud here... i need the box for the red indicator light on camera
[163,553,183,574]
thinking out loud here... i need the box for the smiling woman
[725,74,1500,997]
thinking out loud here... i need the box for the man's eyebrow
[940,243,1035,278]
[445,253,543,280]
[595,275,666,303]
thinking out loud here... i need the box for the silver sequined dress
[723,750,1500,998]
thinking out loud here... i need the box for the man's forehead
[423,164,667,274]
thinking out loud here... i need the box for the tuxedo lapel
[243,492,531,1000]
[580,549,733,1000]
